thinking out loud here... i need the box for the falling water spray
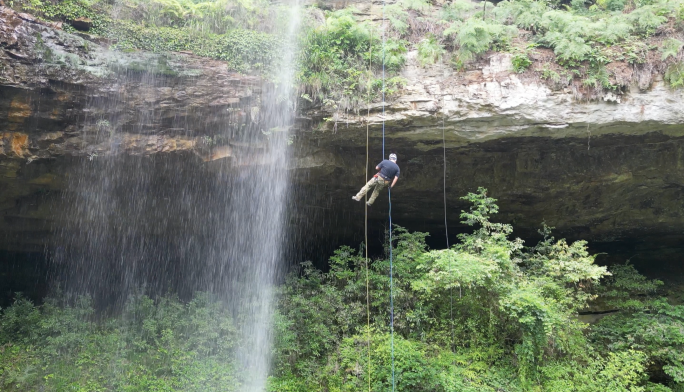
[54,0,302,390]
[228,2,302,389]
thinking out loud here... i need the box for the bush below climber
[352,153,400,206]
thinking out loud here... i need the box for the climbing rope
[365,108,372,392]
[380,1,396,390]
[443,115,455,353]
[365,28,373,392]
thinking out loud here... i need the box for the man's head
[389,153,398,162]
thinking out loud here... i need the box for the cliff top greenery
[1,189,683,391]
[9,0,684,106]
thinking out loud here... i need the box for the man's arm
[391,176,398,188]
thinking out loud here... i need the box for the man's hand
[391,177,398,188]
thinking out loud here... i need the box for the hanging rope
[443,115,455,353]
[365,28,373,392]
[379,1,396,390]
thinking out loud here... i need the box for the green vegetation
[0,293,240,391]
[417,33,446,66]
[11,0,286,73]
[297,8,407,110]
[3,189,681,391]
[110,22,280,72]
[270,189,684,391]
[11,0,684,104]
[511,46,534,73]
[16,0,110,34]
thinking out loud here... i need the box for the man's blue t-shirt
[377,160,400,181]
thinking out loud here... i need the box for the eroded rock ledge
[1,6,261,163]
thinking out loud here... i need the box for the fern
[440,0,474,22]
[416,34,445,66]
[542,32,592,64]
[540,10,577,33]
[449,18,515,62]
[665,62,684,88]
[661,38,684,61]
[386,4,409,36]
[582,64,612,90]
[442,20,461,39]
[594,17,633,44]
[627,5,668,35]
[596,0,626,11]
[383,38,409,72]
[400,0,430,13]
[494,0,547,32]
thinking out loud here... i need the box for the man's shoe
[352,196,360,201]
[366,202,372,207]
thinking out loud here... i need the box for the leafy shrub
[593,263,663,310]
[627,5,668,35]
[338,331,441,392]
[494,0,548,31]
[493,0,670,75]
[386,4,410,37]
[2,189,680,390]
[271,188,638,390]
[591,299,684,383]
[117,0,274,32]
[511,47,533,72]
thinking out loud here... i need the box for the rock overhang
[1,5,684,271]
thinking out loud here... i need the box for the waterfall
[53,1,301,390]
[228,3,301,387]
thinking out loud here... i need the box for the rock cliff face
[1,6,684,272]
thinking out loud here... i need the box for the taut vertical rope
[443,115,454,353]
[380,1,395,390]
[365,28,373,392]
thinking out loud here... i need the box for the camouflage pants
[355,176,388,205]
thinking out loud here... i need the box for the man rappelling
[352,153,400,206]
